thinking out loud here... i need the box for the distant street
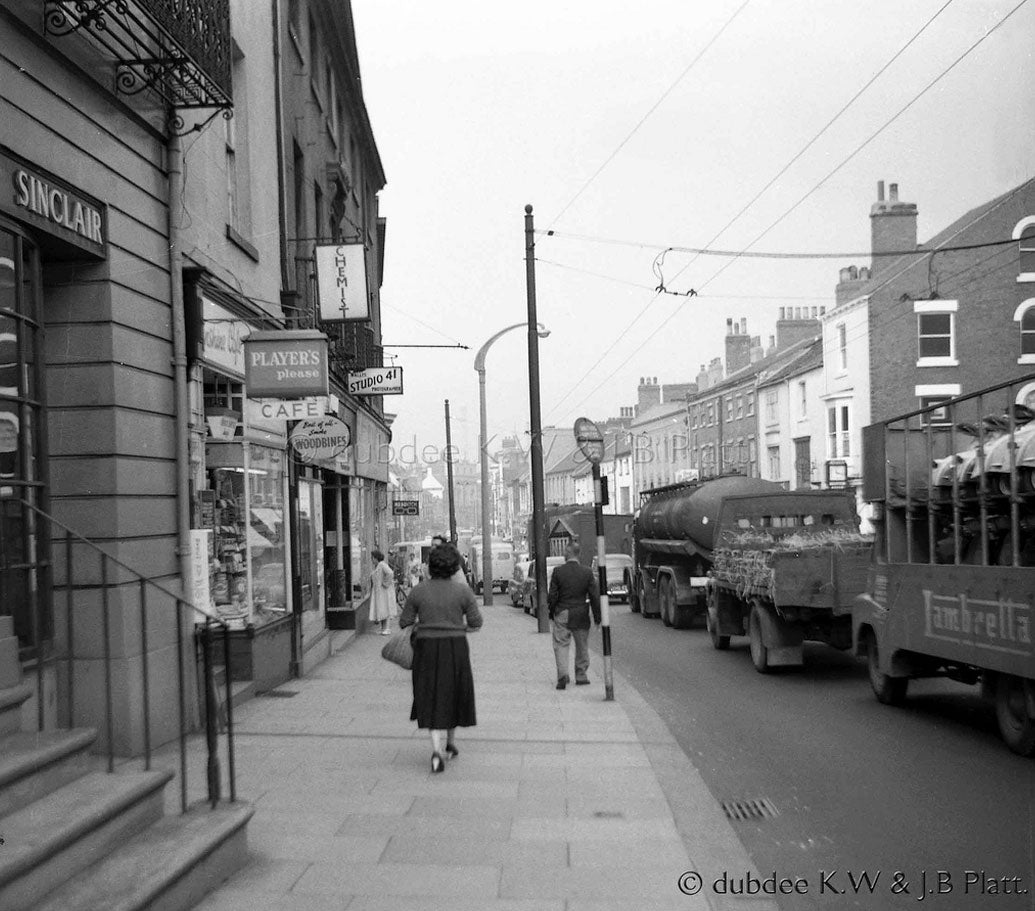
[604,606,1035,911]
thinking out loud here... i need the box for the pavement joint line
[231,730,675,746]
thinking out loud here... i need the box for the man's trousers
[551,609,590,681]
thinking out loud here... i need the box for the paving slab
[179,605,774,910]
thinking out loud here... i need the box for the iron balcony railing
[20,499,235,812]
[44,0,232,111]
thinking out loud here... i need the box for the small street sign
[574,416,605,464]
[348,366,404,396]
[392,499,419,516]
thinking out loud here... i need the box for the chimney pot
[741,317,747,335]
[768,334,775,348]
[877,180,885,201]
[779,306,785,320]
[890,183,899,202]
[820,306,826,315]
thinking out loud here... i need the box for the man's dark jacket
[547,559,601,629]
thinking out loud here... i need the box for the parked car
[508,558,532,607]
[523,555,566,614]
[590,553,634,604]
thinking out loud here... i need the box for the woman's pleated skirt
[410,635,476,730]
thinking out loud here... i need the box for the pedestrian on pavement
[367,549,396,636]
[547,540,601,690]
[406,551,421,592]
[399,542,483,773]
[425,533,468,585]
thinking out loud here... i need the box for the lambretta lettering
[923,590,1032,647]
[14,170,104,245]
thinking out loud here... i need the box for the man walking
[547,541,601,690]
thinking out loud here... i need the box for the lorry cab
[469,540,514,594]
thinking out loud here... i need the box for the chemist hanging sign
[315,243,369,322]
[244,330,328,398]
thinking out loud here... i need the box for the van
[468,540,514,594]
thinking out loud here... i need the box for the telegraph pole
[444,399,457,543]
[525,205,549,634]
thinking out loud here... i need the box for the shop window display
[248,445,287,618]
[197,370,288,628]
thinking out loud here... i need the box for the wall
[2,5,182,752]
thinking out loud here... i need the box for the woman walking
[368,549,396,635]
[398,542,482,772]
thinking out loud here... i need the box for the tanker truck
[632,475,871,671]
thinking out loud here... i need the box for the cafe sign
[244,330,328,398]
[347,366,403,396]
[289,416,352,464]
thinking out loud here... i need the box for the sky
[351,0,1035,471]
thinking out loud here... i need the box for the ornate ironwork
[45,0,232,111]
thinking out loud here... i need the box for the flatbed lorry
[851,373,1035,755]
[633,475,871,670]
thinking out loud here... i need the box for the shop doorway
[0,219,50,660]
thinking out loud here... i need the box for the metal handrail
[15,498,236,811]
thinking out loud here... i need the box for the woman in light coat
[368,549,396,635]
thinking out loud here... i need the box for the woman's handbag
[381,627,414,670]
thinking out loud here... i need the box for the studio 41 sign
[348,366,403,396]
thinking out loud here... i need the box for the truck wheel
[670,580,692,629]
[748,604,770,674]
[659,578,673,627]
[707,611,730,650]
[995,674,1035,756]
[866,632,907,706]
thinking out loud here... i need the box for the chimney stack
[870,179,917,275]
[725,316,753,373]
[636,375,661,415]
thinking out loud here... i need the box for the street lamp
[475,321,550,605]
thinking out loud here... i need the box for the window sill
[1017,274,1035,283]
[916,357,958,367]
[1018,354,1035,365]
[226,224,260,262]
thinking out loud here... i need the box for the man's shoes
[556,676,568,690]
[575,677,590,686]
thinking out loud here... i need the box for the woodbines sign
[1,147,107,259]
[244,330,328,398]
[290,416,352,464]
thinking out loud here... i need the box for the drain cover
[259,689,299,698]
[721,798,779,821]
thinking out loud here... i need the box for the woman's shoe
[445,743,459,759]
[431,752,445,773]
[380,628,392,636]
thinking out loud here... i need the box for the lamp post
[475,321,549,605]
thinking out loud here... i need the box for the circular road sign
[574,416,605,464]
